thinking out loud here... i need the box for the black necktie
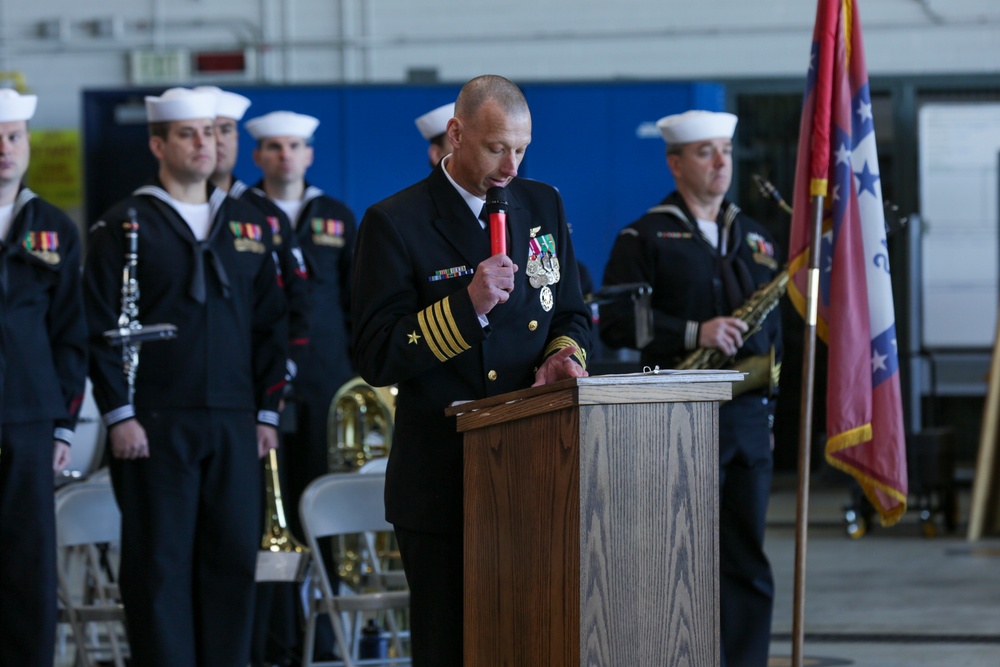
[478,204,489,233]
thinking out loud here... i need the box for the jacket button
[488,370,498,381]
[528,320,538,331]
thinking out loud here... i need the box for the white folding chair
[357,457,387,475]
[299,472,410,667]
[56,378,107,485]
[54,479,129,667]
[355,458,407,634]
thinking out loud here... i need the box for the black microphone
[485,186,508,256]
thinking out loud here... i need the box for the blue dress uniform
[0,187,88,667]
[251,180,357,534]
[352,164,591,665]
[231,178,311,380]
[601,191,782,667]
[230,178,311,666]
[83,182,288,667]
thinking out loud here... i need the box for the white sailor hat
[145,87,217,123]
[193,86,251,121]
[415,103,454,141]
[656,110,738,145]
[0,89,38,123]
[244,111,319,140]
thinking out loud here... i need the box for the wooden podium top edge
[445,370,742,420]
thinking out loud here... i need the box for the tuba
[327,377,400,589]
[327,377,396,472]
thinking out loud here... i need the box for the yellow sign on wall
[26,129,82,212]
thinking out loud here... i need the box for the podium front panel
[462,376,722,667]
[578,401,719,666]
[465,406,581,666]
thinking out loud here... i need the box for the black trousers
[393,525,463,667]
[718,395,775,667]
[0,420,57,667]
[110,408,260,667]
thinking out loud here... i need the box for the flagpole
[792,192,824,667]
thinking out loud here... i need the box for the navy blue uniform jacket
[0,188,87,440]
[352,164,591,533]
[83,184,288,426]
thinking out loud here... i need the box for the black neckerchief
[651,192,755,313]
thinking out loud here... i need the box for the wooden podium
[447,371,740,667]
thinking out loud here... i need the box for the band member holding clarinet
[600,110,783,667]
[0,89,88,667]
[83,87,288,667]
[352,74,590,666]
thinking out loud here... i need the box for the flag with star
[788,0,907,525]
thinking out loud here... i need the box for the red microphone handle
[489,212,507,256]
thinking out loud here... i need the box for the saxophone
[676,269,787,397]
[102,208,177,403]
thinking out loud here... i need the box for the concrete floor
[765,470,1000,667]
[55,467,1000,666]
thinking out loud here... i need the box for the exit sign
[129,50,190,85]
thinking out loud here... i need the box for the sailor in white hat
[192,86,251,193]
[415,102,455,168]
[144,87,219,205]
[0,87,88,667]
[84,88,288,666]
[244,111,321,226]
[194,90,312,666]
[654,109,740,238]
[246,106,358,603]
[601,107,781,667]
[0,89,37,210]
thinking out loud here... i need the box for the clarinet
[103,208,177,404]
[119,209,141,403]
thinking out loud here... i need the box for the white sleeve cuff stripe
[258,410,280,426]
[685,321,699,350]
[54,427,75,445]
[103,405,135,426]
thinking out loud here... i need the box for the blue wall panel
[83,80,724,287]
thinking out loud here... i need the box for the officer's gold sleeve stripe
[433,297,470,354]
[417,309,448,362]
[545,336,587,370]
[426,301,460,358]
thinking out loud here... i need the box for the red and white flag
[788,0,908,525]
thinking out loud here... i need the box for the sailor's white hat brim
[415,103,455,140]
[145,88,218,122]
[656,110,738,144]
[0,90,38,123]
[244,111,320,140]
